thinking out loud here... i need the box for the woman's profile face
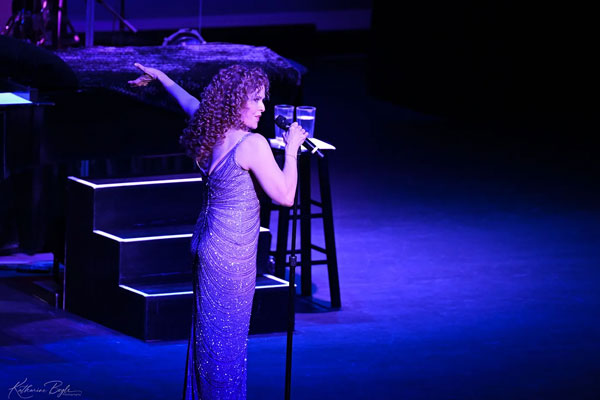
[240,87,266,130]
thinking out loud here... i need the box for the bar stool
[263,138,341,309]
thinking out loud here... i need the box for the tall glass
[296,106,316,138]
[274,104,294,140]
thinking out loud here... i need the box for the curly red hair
[180,64,270,168]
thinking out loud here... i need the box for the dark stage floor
[2,52,600,400]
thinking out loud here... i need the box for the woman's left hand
[128,63,164,87]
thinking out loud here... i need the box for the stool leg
[318,156,341,308]
[275,206,290,279]
[259,190,272,229]
[299,154,312,297]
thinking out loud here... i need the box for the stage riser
[93,179,205,232]
[89,231,272,284]
[65,174,286,341]
[111,236,193,284]
[112,286,289,341]
[67,280,287,341]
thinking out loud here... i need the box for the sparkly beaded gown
[184,133,260,400]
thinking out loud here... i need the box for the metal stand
[85,0,137,47]
[55,0,81,48]
[284,149,300,400]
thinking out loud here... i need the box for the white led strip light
[68,176,203,189]
[119,284,192,297]
[119,274,288,297]
[262,274,290,286]
[94,227,269,243]
[94,230,191,242]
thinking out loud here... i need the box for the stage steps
[64,173,288,341]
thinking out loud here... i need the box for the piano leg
[11,167,49,255]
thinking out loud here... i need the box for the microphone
[274,115,324,158]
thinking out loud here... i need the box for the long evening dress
[183,133,260,400]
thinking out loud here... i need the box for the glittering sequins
[184,133,259,400]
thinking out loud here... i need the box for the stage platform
[1,52,599,400]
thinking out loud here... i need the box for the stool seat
[268,137,337,152]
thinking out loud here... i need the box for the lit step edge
[119,274,290,297]
[68,175,203,189]
[94,227,269,242]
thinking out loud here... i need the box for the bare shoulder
[240,133,269,151]
[236,133,271,169]
[246,133,269,146]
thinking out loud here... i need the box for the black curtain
[368,1,593,118]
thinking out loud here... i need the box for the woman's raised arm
[128,63,199,118]
[237,123,308,207]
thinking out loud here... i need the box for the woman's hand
[128,63,165,87]
[128,63,199,117]
[283,122,309,153]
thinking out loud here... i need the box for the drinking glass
[274,104,294,140]
[296,106,316,138]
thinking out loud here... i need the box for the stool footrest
[278,259,330,268]
[271,200,324,210]
[311,244,326,254]
[284,213,324,220]
[270,245,326,255]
